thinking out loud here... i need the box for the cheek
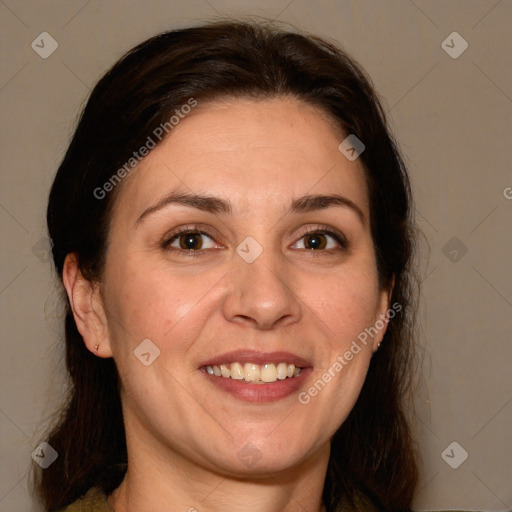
[302,266,381,344]
[298,270,379,426]
[103,255,224,353]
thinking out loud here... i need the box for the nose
[221,246,302,330]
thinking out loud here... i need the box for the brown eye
[178,233,203,250]
[303,234,327,250]
[292,229,347,251]
[164,230,217,252]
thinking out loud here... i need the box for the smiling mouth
[200,362,302,384]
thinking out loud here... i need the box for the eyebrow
[290,194,366,225]
[135,191,366,225]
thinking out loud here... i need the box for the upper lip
[198,350,312,369]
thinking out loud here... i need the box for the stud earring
[94,343,99,352]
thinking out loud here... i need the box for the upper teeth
[203,362,302,383]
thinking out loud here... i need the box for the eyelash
[295,226,349,252]
[161,224,349,257]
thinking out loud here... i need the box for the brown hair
[34,20,419,512]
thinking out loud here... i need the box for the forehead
[112,97,369,220]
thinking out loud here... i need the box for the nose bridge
[223,238,301,329]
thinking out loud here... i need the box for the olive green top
[57,488,112,511]
[57,487,487,512]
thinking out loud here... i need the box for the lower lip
[200,368,312,402]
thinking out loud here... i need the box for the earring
[94,343,99,352]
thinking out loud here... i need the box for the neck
[108,432,330,512]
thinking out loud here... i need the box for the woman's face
[95,97,391,476]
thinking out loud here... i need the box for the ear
[372,274,396,352]
[62,253,113,358]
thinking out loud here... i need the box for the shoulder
[56,487,112,512]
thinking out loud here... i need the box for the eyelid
[161,223,349,254]
[293,224,349,249]
[161,224,223,249]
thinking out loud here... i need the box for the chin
[201,432,320,477]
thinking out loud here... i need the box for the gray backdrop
[1,1,511,511]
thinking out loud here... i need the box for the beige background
[1,1,511,511]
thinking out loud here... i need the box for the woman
[34,20,423,512]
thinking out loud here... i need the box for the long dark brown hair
[33,20,420,512]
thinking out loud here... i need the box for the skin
[63,97,392,512]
